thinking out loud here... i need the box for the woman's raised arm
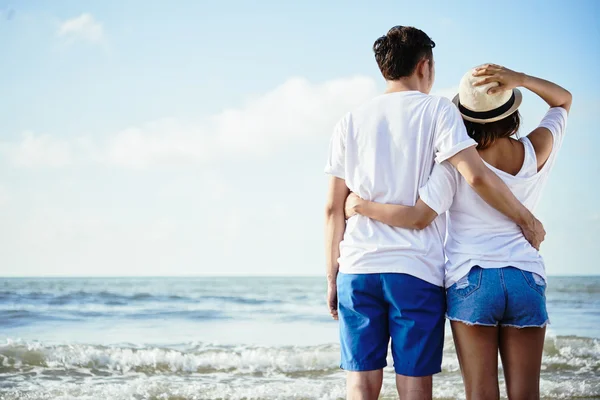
[473,64,572,171]
[473,64,572,112]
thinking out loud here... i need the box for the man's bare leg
[347,370,384,400]
[396,375,432,400]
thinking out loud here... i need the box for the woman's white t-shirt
[419,107,568,288]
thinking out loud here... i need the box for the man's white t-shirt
[419,107,568,288]
[325,91,477,287]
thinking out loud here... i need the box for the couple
[324,26,571,399]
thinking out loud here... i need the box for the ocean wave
[1,379,599,400]
[0,290,323,327]
[0,290,290,307]
[0,308,231,327]
[0,340,340,376]
[0,310,68,326]
[542,335,600,374]
[0,290,191,305]
[1,336,598,377]
[0,377,352,400]
[0,337,599,399]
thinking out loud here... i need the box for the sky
[0,0,598,277]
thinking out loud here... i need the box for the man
[324,26,545,400]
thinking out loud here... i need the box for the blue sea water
[0,276,598,399]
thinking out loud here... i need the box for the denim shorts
[446,266,549,328]
[337,272,446,376]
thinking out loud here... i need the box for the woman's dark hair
[373,26,435,80]
[463,111,521,150]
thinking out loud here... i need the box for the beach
[1,276,598,399]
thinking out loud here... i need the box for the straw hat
[452,68,522,123]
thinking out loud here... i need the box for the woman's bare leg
[451,321,500,400]
[499,326,546,400]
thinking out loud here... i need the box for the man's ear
[416,58,429,78]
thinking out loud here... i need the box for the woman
[345,64,572,399]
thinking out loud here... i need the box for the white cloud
[201,171,231,201]
[106,119,211,169]
[58,13,104,44]
[1,131,72,167]
[212,76,378,154]
[106,75,379,168]
[1,77,458,170]
[272,203,289,219]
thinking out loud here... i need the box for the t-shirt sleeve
[418,161,458,215]
[434,98,478,163]
[538,107,568,155]
[324,114,349,179]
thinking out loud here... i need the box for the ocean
[0,276,598,399]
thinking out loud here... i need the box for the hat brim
[452,88,522,124]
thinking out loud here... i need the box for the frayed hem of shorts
[446,315,498,327]
[446,315,550,329]
[500,320,550,329]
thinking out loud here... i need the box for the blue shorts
[446,266,549,328]
[337,272,446,376]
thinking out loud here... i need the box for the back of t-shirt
[325,91,476,287]
[418,107,569,288]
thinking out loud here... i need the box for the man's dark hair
[463,111,521,150]
[373,26,435,80]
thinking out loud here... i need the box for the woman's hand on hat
[472,64,525,95]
